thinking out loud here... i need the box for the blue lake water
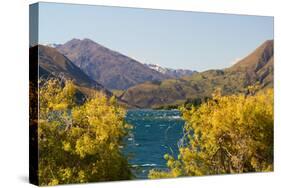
[123,109,185,179]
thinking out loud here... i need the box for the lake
[123,109,185,179]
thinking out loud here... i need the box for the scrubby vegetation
[149,88,273,178]
[38,78,132,185]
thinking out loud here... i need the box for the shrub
[38,78,132,185]
[149,89,273,178]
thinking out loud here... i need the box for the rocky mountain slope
[56,38,169,90]
[227,40,273,88]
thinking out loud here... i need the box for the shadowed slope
[30,45,112,100]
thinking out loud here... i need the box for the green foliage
[149,89,273,178]
[38,78,132,185]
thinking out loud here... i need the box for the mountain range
[34,38,273,109]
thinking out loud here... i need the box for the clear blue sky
[37,2,273,71]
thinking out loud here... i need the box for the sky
[36,2,273,71]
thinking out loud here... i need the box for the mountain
[145,64,196,78]
[56,38,169,90]
[227,40,274,88]
[32,45,111,98]
[121,40,274,108]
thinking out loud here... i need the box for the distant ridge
[145,63,196,78]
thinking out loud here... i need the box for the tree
[38,78,132,185]
[149,89,273,178]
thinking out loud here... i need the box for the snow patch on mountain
[145,64,196,78]
[42,43,62,48]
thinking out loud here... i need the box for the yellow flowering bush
[38,78,132,185]
[149,89,273,178]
